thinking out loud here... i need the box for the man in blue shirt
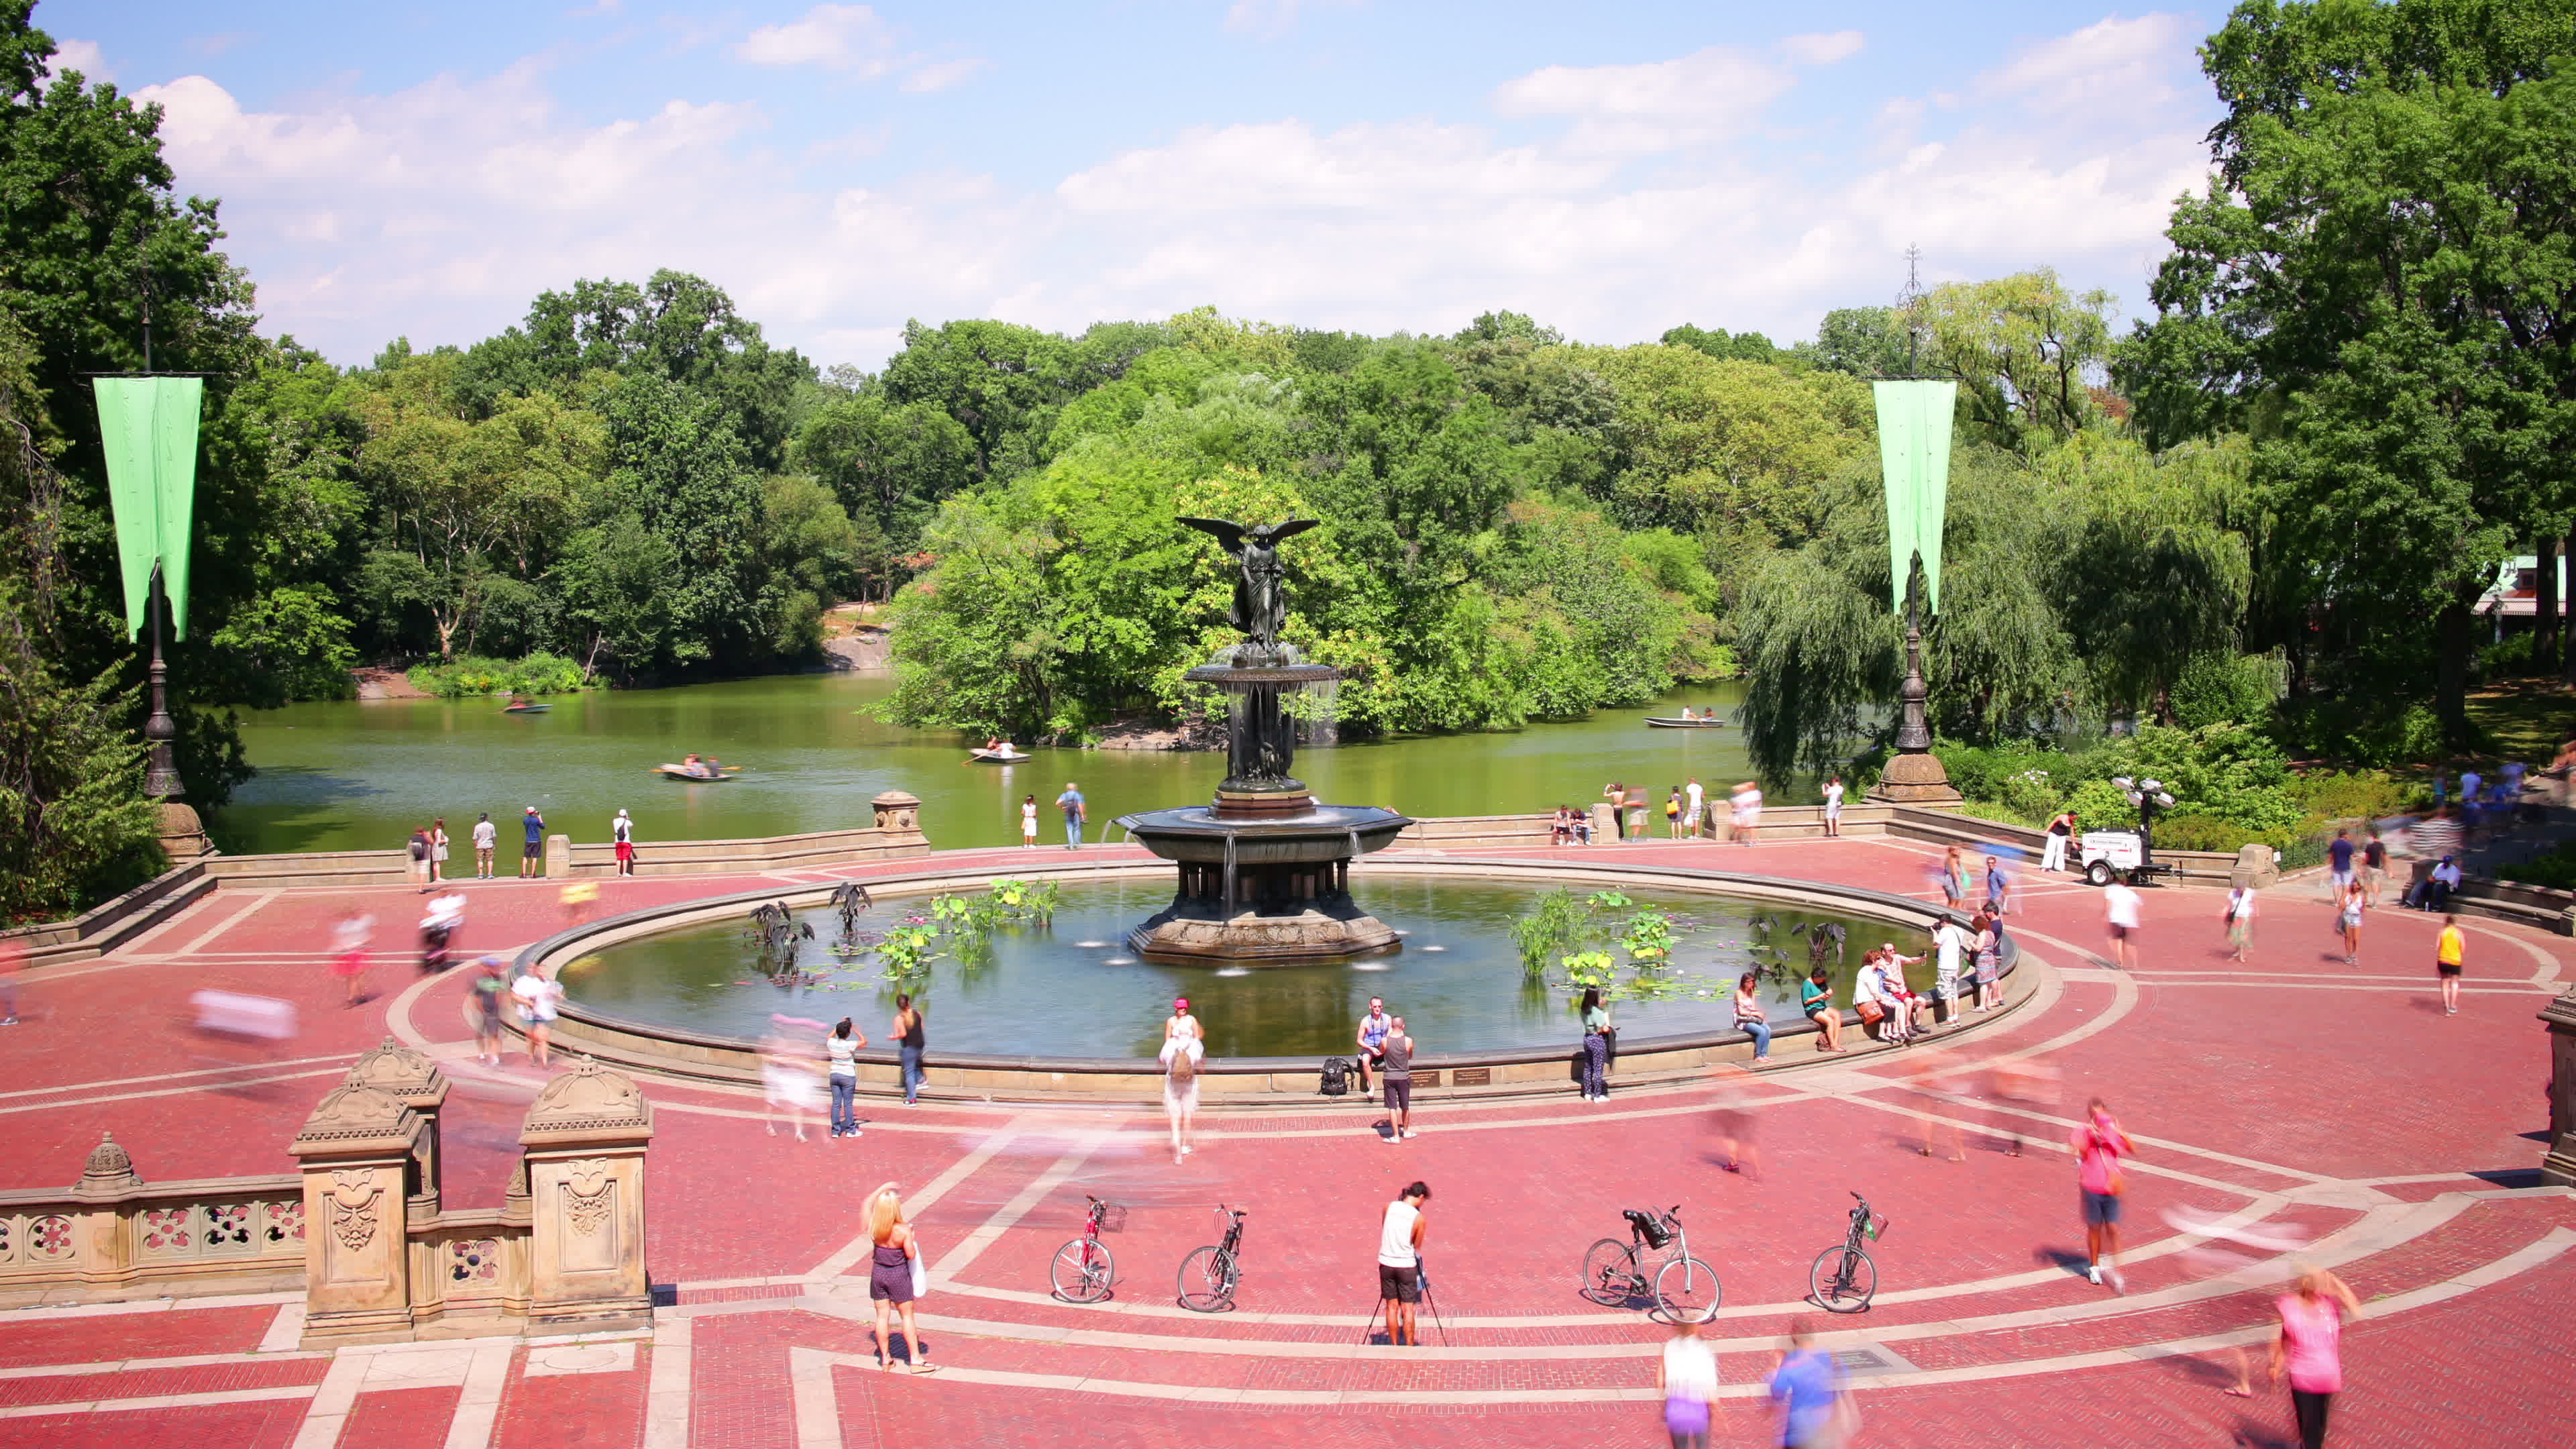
[1055,784,1085,849]
[1768,1320,1840,1448]
[519,806,545,878]
[2326,827,2354,894]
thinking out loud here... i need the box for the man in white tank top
[1377,1182,1430,1346]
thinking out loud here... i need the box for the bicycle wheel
[1810,1244,1876,1313]
[1050,1238,1115,1304]
[1578,1238,1641,1307]
[1653,1254,1722,1323]
[1177,1245,1237,1311]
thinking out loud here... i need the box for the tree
[597,372,775,671]
[1585,344,1871,537]
[1803,307,1911,378]
[1917,270,2116,449]
[1660,324,1778,364]
[792,392,977,549]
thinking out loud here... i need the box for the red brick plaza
[1,833,2565,1447]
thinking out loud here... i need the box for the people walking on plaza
[2224,883,2257,962]
[471,812,496,879]
[1939,844,1968,908]
[560,877,598,927]
[519,806,545,877]
[1931,912,1971,1025]
[1768,1320,1845,1449]
[2435,914,2466,1015]
[1354,996,1392,1095]
[759,1022,821,1141]
[2327,827,2355,896]
[2272,1267,2361,1449]
[1020,794,1038,847]
[828,1017,866,1138]
[2075,1097,2135,1292]
[511,961,564,1067]
[1983,854,2010,916]
[1056,782,1085,848]
[894,993,926,1104]
[469,956,508,1065]
[1578,986,1613,1099]
[1706,1060,1763,1176]
[418,892,464,973]
[2042,807,2078,873]
[2103,877,2141,970]
[865,1184,936,1373]
[428,818,449,885]
[330,910,374,1008]
[1379,1016,1417,1139]
[1800,965,1847,1052]
[1658,1315,1722,1448]
[407,825,431,890]
[1376,1181,1430,1346]
[1729,780,1762,845]
[1973,909,2003,1012]
[1821,774,1843,838]
[1161,997,1203,1161]
[2361,826,2389,906]
[1732,971,1772,1062]
[612,808,636,875]
[1686,777,1706,839]
[2336,879,2365,967]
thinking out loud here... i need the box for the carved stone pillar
[289,1083,423,1344]
[69,1133,142,1288]
[519,1061,655,1331]
[2542,989,2576,1187]
[871,790,922,835]
[344,1037,450,1219]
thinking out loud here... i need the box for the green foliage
[2271,697,2450,768]
[405,652,588,698]
[0,596,165,921]
[1511,887,1592,974]
[2474,631,2536,685]
[205,585,356,706]
[2170,651,2286,729]
[2496,841,2576,893]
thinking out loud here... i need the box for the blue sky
[39,1,2226,369]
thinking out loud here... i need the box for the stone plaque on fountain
[1113,519,1411,964]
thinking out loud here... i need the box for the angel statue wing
[1247,518,1321,546]
[1176,517,1247,553]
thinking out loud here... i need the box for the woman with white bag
[864,1183,936,1374]
[1161,997,1204,1163]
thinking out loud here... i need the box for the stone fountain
[1114,518,1410,964]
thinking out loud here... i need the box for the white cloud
[1781,31,1865,66]
[40,37,111,84]
[735,4,896,74]
[901,57,987,93]
[1980,13,2190,117]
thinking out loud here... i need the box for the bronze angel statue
[1177,517,1319,651]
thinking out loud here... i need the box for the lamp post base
[1866,751,1962,806]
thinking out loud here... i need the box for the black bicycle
[1578,1204,1721,1322]
[1177,1204,1248,1312]
[1811,1191,1886,1313]
[1049,1195,1122,1304]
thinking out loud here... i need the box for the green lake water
[221,674,1759,857]
[562,876,1921,1058]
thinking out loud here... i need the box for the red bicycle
[1050,1195,1122,1303]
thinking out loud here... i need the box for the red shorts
[331,951,366,979]
[614,842,635,862]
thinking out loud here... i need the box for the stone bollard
[872,790,923,836]
[343,1038,449,1219]
[68,1133,142,1289]
[289,1083,423,1343]
[2541,988,2576,1187]
[1590,803,1617,843]
[546,833,571,878]
[519,1059,655,1331]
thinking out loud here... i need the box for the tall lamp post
[1864,374,1963,806]
[93,374,210,857]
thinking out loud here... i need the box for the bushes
[2497,843,2576,892]
[407,653,589,698]
[2474,631,2535,684]
[2169,651,2284,729]
[2271,696,2447,767]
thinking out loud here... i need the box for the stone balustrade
[0,1134,304,1304]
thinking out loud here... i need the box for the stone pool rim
[512,855,2023,1095]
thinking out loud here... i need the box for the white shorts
[764,1065,820,1110]
[1163,1074,1199,1116]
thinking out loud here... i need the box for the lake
[219,674,1758,856]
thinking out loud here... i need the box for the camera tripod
[1356,1257,1450,1348]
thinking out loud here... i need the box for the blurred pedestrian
[471,812,497,879]
[418,892,464,973]
[2335,879,2363,967]
[893,992,926,1105]
[2074,1097,2134,1292]
[1990,1058,2060,1156]
[0,934,22,1025]
[519,806,545,878]
[828,1016,867,1138]
[2272,1267,2362,1449]
[2360,826,2388,907]
[330,910,374,1008]
[1907,1043,1970,1161]
[1377,1181,1430,1346]
[1685,777,1706,839]
[1939,845,1967,909]
[2224,883,2257,962]
[1729,781,1761,845]
[2103,877,2141,970]
[1658,1315,1721,1448]
[468,956,508,1065]
[1820,774,1844,839]
[1578,986,1613,1100]
[407,825,432,891]
[1706,1060,1762,1177]
[512,961,564,1067]
[2435,914,2465,1015]
[1799,965,1847,1053]
[759,1022,821,1141]
[428,818,450,885]
[1161,996,1203,1161]
[1380,1016,1417,1140]
[865,1183,937,1373]
[1767,1319,1845,1449]
[612,808,637,875]
[1982,854,2010,916]
[561,878,598,927]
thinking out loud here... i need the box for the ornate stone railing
[1,1040,655,1341]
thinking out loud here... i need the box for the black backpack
[1319,1057,1350,1096]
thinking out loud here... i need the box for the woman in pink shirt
[2271,1267,2361,1449]
[2072,1099,2134,1292]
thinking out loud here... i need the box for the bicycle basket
[1097,1203,1128,1234]
[1624,1210,1674,1250]
[1868,1215,1888,1242]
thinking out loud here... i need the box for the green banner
[92,377,203,639]
[1872,379,1956,616]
